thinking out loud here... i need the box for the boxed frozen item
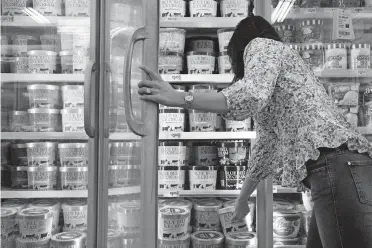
[328,83,360,106]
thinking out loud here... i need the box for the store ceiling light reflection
[272,0,295,23]
[22,7,51,23]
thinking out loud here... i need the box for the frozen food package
[328,83,360,106]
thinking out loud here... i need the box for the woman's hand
[137,66,185,107]
[231,199,250,223]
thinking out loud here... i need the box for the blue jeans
[302,149,372,248]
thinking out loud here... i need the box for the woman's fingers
[138,80,156,88]
[139,65,163,81]
[139,94,159,102]
[138,87,159,95]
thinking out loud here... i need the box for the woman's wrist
[174,91,186,108]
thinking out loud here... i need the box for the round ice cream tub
[60,167,88,190]
[273,237,300,246]
[223,199,255,232]
[2,200,28,232]
[28,108,61,132]
[26,142,58,167]
[50,231,87,248]
[219,166,248,190]
[119,236,141,248]
[159,108,185,133]
[27,166,58,190]
[188,110,217,132]
[225,232,257,248]
[1,142,10,165]
[27,84,60,109]
[188,85,218,93]
[1,57,12,73]
[159,28,186,54]
[158,207,190,240]
[15,237,50,248]
[108,164,140,188]
[192,143,218,166]
[218,206,248,235]
[218,28,234,52]
[65,0,90,17]
[72,54,87,74]
[10,56,29,73]
[160,199,192,211]
[159,141,187,166]
[1,36,10,57]
[193,199,222,231]
[40,35,60,52]
[2,0,30,16]
[159,234,190,248]
[1,208,17,239]
[60,108,84,132]
[116,202,141,235]
[188,37,216,53]
[33,0,63,16]
[228,141,248,166]
[27,50,57,74]
[160,0,186,17]
[28,199,60,231]
[1,111,9,131]
[18,207,53,241]
[11,35,39,56]
[189,0,218,17]
[109,141,141,165]
[220,0,249,17]
[225,118,251,132]
[106,229,121,248]
[159,52,183,74]
[191,231,224,248]
[187,51,215,74]
[9,111,30,132]
[61,199,88,232]
[189,166,217,190]
[61,85,84,109]
[273,210,301,239]
[58,143,88,167]
[158,166,186,192]
[59,50,73,73]
[273,200,295,211]
[219,51,232,74]
[10,166,28,189]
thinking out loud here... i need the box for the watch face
[185,95,193,101]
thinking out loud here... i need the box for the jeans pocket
[347,160,372,206]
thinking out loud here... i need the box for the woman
[138,16,372,247]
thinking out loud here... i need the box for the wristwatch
[184,92,194,109]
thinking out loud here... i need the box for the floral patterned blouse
[221,37,372,191]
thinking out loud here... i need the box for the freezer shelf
[0,16,90,27]
[0,186,140,198]
[1,132,144,140]
[160,17,244,29]
[162,70,372,84]
[1,73,85,83]
[158,186,299,198]
[287,7,372,19]
[159,132,256,140]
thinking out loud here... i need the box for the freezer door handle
[84,61,98,138]
[105,63,118,138]
[123,26,148,137]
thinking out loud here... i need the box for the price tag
[171,74,181,81]
[1,16,14,22]
[171,133,181,138]
[356,69,367,77]
[163,191,180,197]
[353,8,363,13]
[273,186,278,193]
[305,8,317,14]
[332,9,355,40]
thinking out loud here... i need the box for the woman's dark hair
[227,14,281,81]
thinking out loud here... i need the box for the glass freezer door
[99,0,159,247]
[0,1,100,248]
